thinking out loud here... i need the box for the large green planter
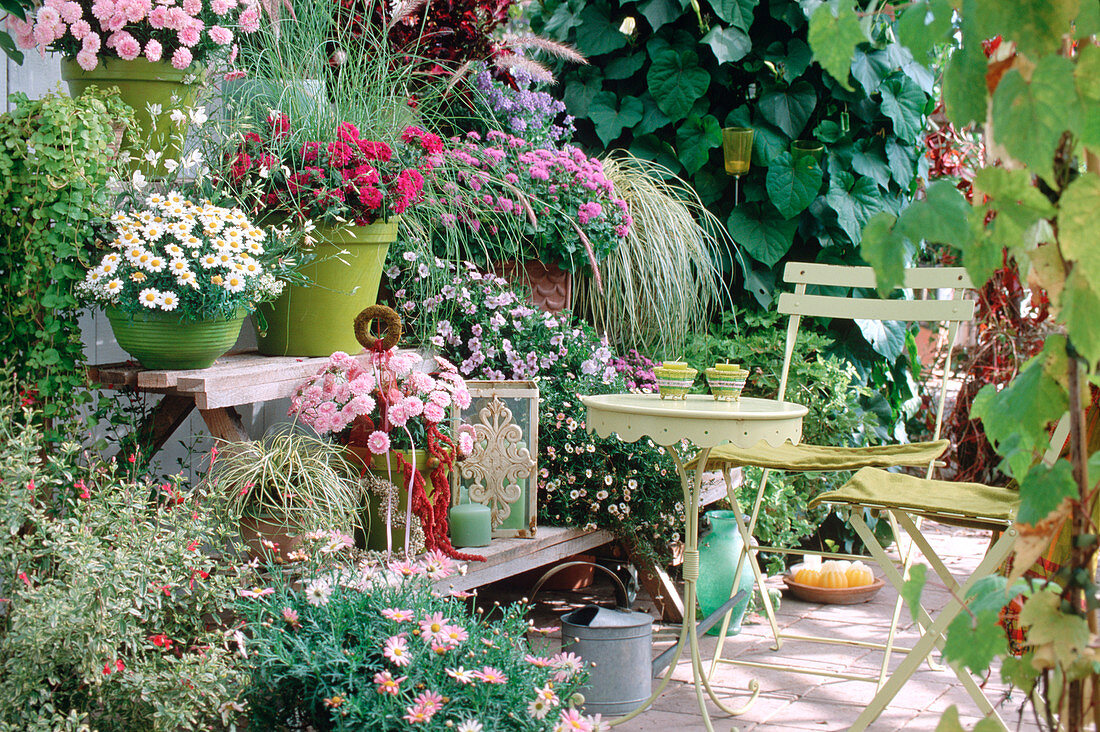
[345,446,447,551]
[60,57,201,175]
[255,220,398,357]
[106,307,246,370]
[696,509,757,636]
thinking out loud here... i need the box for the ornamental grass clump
[77,191,291,320]
[237,549,601,731]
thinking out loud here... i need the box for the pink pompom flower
[208,24,232,44]
[171,46,192,69]
[144,38,162,62]
[367,430,390,455]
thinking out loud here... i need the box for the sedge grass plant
[210,423,364,535]
[574,152,732,358]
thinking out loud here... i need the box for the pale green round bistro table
[581,393,808,732]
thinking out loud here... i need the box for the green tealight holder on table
[705,362,749,401]
[654,360,697,400]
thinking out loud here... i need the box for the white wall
[7,51,285,480]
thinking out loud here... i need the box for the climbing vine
[0,89,133,436]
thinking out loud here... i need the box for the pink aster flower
[383,634,411,667]
[76,48,98,70]
[445,666,476,684]
[418,612,448,643]
[423,402,445,423]
[412,690,444,715]
[525,654,553,667]
[208,24,232,44]
[281,607,299,626]
[144,38,162,61]
[374,669,405,695]
[403,705,432,724]
[553,708,592,732]
[380,607,415,622]
[113,31,140,59]
[177,24,200,46]
[366,429,390,455]
[473,666,507,684]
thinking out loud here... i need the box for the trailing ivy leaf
[724,105,751,128]
[630,134,682,173]
[975,0,1078,60]
[991,56,1077,185]
[972,168,1056,254]
[563,69,604,117]
[1018,590,1092,669]
[861,212,909,295]
[707,0,758,31]
[542,0,584,40]
[693,168,728,206]
[1017,460,1077,526]
[885,138,914,190]
[647,46,712,122]
[807,3,865,91]
[943,0,987,127]
[896,0,952,62]
[1061,268,1100,371]
[675,114,723,175]
[895,181,972,250]
[757,80,816,138]
[1000,655,1041,697]
[605,52,646,81]
[1076,44,1100,149]
[825,171,884,244]
[879,75,927,143]
[0,32,23,65]
[727,202,797,267]
[943,586,1010,675]
[636,93,672,136]
[813,120,844,144]
[765,151,822,218]
[1058,174,1100,281]
[702,25,752,65]
[850,48,893,94]
[590,93,644,146]
[851,142,892,191]
[639,0,680,32]
[576,5,629,56]
[972,337,1069,479]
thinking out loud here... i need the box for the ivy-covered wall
[530,0,934,311]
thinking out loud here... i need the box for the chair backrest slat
[783,262,973,290]
[778,293,976,323]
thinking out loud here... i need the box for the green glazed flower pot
[345,446,445,551]
[60,57,202,175]
[696,509,756,636]
[106,307,246,370]
[255,220,399,357]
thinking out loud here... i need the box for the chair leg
[846,522,1018,730]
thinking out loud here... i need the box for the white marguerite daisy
[138,288,160,307]
[146,256,166,272]
[177,271,199,288]
[159,291,179,310]
[224,275,246,293]
[103,279,123,296]
[169,259,190,274]
[199,254,219,269]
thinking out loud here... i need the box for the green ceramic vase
[106,307,246,370]
[255,220,398,357]
[696,509,756,636]
[60,58,202,176]
[345,446,446,551]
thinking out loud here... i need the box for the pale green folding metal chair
[699,263,976,695]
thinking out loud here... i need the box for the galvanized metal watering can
[531,561,654,716]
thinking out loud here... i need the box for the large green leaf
[702,25,751,65]
[806,3,865,91]
[675,115,723,175]
[851,141,892,190]
[896,181,972,249]
[861,212,909,295]
[727,202,797,267]
[1075,43,1100,149]
[1061,268,1100,371]
[707,0,758,31]
[576,5,629,56]
[781,39,813,83]
[851,48,893,94]
[635,93,672,136]
[647,47,712,122]
[972,168,1056,253]
[896,0,953,62]
[943,0,987,127]
[639,0,680,32]
[879,75,928,144]
[1057,174,1100,281]
[562,68,604,117]
[604,52,646,81]
[749,119,789,168]
[630,134,682,173]
[542,0,583,40]
[974,0,1079,60]
[990,56,1077,184]
[757,80,816,138]
[590,93,644,146]
[825,171,884,244]
[855,317,907,362]
[885,137,915,190]
[1016,459,1076,525]
[765,151,822,218]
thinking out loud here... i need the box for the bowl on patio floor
[782,574,885,605]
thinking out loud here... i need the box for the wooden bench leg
[199,406,251,443]
[119,394,195,463]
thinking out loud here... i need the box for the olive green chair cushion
[689,439,949,472]
[811,466,1019,531]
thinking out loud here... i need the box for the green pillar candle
[450,503,492,548]
[662,361,688,370]
[714,362,740,373]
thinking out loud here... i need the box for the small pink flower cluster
[289,349,473,455]
[7,0,259,70]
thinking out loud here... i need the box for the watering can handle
[529,561,632,610]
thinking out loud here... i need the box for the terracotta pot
[239,516,304,561]
[492,259,573,313]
